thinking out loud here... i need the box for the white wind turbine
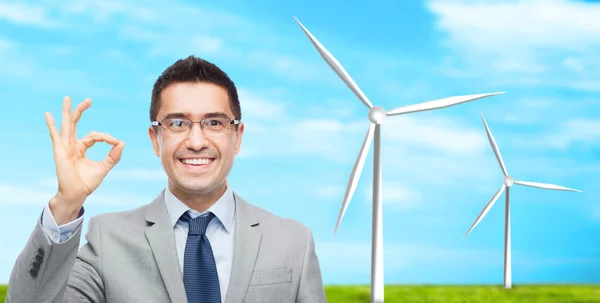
[293,16,504,303]
[463,114,581,289]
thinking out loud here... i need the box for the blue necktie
[181,211,221,303]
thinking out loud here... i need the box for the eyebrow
[161,112,232,120]
[203,112,231,119]
[162,112,188,119]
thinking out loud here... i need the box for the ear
[148,126,160,157]
[233,122,244,155]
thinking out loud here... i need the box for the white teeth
[181,158,213,165]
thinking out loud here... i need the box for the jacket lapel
[144,191,188,303]
[224,192,262,303]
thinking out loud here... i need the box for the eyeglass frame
[151,117,241,135]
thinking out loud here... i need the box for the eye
[169,119,187,128]
[207,119,223,126]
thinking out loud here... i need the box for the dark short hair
[150,55,241,124]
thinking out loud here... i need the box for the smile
[179,158,214,166]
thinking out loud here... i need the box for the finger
[80,131,120,149]
[60,96,72,145]
[102,140,125,170]
[71,98,91,131]
[72,99,91,125]
[44,112,60,148]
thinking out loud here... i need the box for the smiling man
[7,56,326,303]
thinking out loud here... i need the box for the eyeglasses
[152,117,240,136]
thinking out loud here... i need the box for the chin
[176,180,222,194]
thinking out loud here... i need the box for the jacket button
[35,255,43,263]
[29,269,38,278]
[37,248,45,257]
[32,262,40,270]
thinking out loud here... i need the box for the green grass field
[1,284,599,302]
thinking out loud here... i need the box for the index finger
[71,98,92,141]
[80,131,120,149]
[72,98,91,127]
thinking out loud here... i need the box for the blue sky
[0,0,599,285]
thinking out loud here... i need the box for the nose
[184,122,209,151]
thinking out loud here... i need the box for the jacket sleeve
[40,204,85,243]
[6,212,106,303]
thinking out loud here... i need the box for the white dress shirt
[40,184,237,302]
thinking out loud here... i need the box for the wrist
[49,195,84,225]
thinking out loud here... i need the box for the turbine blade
[481,114,509,176]
[334,123,375,235]
[386,92,504,116]
[514,180,582,192]
[293,16,374,109]
[463,185,506,239]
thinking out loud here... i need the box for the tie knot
[180,211,215,236]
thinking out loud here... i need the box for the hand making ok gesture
[45,96,125,225]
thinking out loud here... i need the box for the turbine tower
[463,114,581,289]
[293,16,504,303]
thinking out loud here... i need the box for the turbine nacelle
[368,106,386,124]
[503,176,514,187]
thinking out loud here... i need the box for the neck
[168,180,228,213]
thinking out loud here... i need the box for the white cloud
[59,0,158,24]
[108,169,167,182]
[241,88,490,161]
[242,50,327,82]
[0,37,34,79]
[307,99,357,118]
[240,114,366,162]
[40,169,167,186]
[311,182,423,204]
[549,118,600,149]
[514,118,600,150]
[381,115,487,155]
[363,183,422,210]
[0,37,16,52]
[0,183,54,205]
[0,182,151,206]
[238,88,500,194]
[119,24,160,41]
[238,88,288,120]
[474,94,600,129]
[563,57,586,73]
[39,178,57,189]
[0,2,60,27]
[1,0,329,84]
[430,0,600,51]
[0,38,95,89]
[379,81,431,100]
[193,36,223,54]
[103,49,131,64]
[314,185,344,200]
[427,0,600,90]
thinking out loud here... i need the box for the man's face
[149,82,244,196]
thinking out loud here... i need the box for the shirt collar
[164,182,235,233]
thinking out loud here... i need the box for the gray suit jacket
[6,191,327,303]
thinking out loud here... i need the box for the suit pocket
[249,268,292,286]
